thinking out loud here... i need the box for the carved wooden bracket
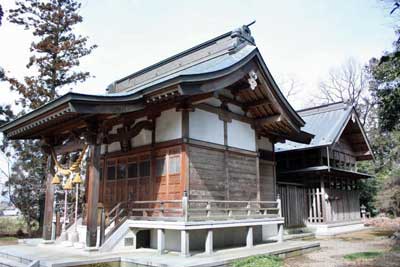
[107,120,154,152]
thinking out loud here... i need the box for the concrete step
[0,255,28,267]
[284,232,315,241]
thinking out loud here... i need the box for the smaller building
[275,102,373,234]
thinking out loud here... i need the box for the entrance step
[284,232,315,240]
[0,252,35,267]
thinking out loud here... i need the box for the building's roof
[0,24,312,144]
[275,102,373,160]
[278,165,372,179]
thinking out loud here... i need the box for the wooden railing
[187,199,280,220]
[98,195,282,246]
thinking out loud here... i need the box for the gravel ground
[284,229,400,267]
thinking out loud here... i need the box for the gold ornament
[51,174,61,185]
[72,173,83,184]
[63,178,73,190]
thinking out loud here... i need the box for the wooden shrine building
[275,102,373,233]
[0,25,313,254]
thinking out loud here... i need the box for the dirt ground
[284,225,400,267]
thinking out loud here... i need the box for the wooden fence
[325,189,361,222]
[307,187,324,223]
[278,183,308,227]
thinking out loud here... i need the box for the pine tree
[2,0,96,236]
[6,0,97,109]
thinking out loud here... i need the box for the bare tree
[318,58,372,126]
[278,75,303,101]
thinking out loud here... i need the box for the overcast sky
[0,0,398,184]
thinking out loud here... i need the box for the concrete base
[307,221,366,236]
[59,231,68,241]
[69,231,79,243]
[0,239,320,267]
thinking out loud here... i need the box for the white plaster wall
[131,130,152,147]
[130,117,152,147]
[257,136,273,151]
[108,142,121,153]
[189,109,224,145]
[100,144,107,154]
[227,119,256,151]
[155,109,182,143]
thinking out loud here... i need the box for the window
[139,160,150,177]
[169,155,180,174]
[156,158,166,177]
[107,165,116,180]
[128,163,138,178]
[117,161,126,179]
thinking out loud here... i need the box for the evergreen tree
[2,0,96,236]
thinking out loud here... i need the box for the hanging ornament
[63,178,73,190]
[72,172,83,184]
[51,174,61,185]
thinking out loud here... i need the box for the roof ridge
[298,101,352,116]
[108,23,257,94]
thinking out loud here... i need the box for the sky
[0,0,398,186]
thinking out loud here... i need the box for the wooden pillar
[223,120,230,200]
[246,226,254,248]
[320,176,327,223]
[205,229,213,255]
[42,155,55,241]
[157,229,165,255]
[180,230,190,257]
[86,143,101,247]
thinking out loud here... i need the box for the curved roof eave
[253,52,306,128]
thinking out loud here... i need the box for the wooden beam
[54,139,85,155]
[218,95,244,107]
[195,103,252,124]
[255,115,282,126]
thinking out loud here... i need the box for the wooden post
[180,230,190,257]
[55,211,61,237]
[99,207,106,246]
[320,176,328,223]
[205,229,213,255]
[42,155,55,241]
[86,143,101,248]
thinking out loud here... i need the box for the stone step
[0,255,28,267]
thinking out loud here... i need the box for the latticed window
[139,160,150,177]
[169,155,180,174]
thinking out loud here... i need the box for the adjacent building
[276,102,373,235]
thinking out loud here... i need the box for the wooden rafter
[255,114,282,126]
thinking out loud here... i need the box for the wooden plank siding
[277,183,307,227]
[188,145,265,201]
[259,161,275,201]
